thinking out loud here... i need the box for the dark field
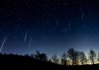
[0,54,98,70]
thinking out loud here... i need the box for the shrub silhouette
[52,54,59,64]
[34,51,48,61]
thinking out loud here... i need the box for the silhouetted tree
[68,48,79,65]
[61,52,67,65]
[52,54,59,64]
[79,52,87,65]
[89,50,96,64]
[30,54,34,58]
[35,51,48,61]
[24,54,30,58]
[97,52,99,63]
[49,59,52,63]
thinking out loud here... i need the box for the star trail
[0,0,99,57]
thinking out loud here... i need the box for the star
[0,8,2,10]
[56,18,59,26]
[27,6,31,9]
[68,23,71,31]
[63,28,68,32]
[82,11,84,20]
[65,2,67,6]
[42,36,45,41]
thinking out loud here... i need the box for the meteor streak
[28,37,32,49]
[24,31,28,42]
[0,36,8,52]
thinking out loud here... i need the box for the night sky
[0,0,99,57]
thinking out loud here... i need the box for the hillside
[0,54,99,70]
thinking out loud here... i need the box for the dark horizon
[0,0,99,57]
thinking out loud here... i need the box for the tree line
[31,48,99,65]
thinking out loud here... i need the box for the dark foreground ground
[0,54,99,70]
